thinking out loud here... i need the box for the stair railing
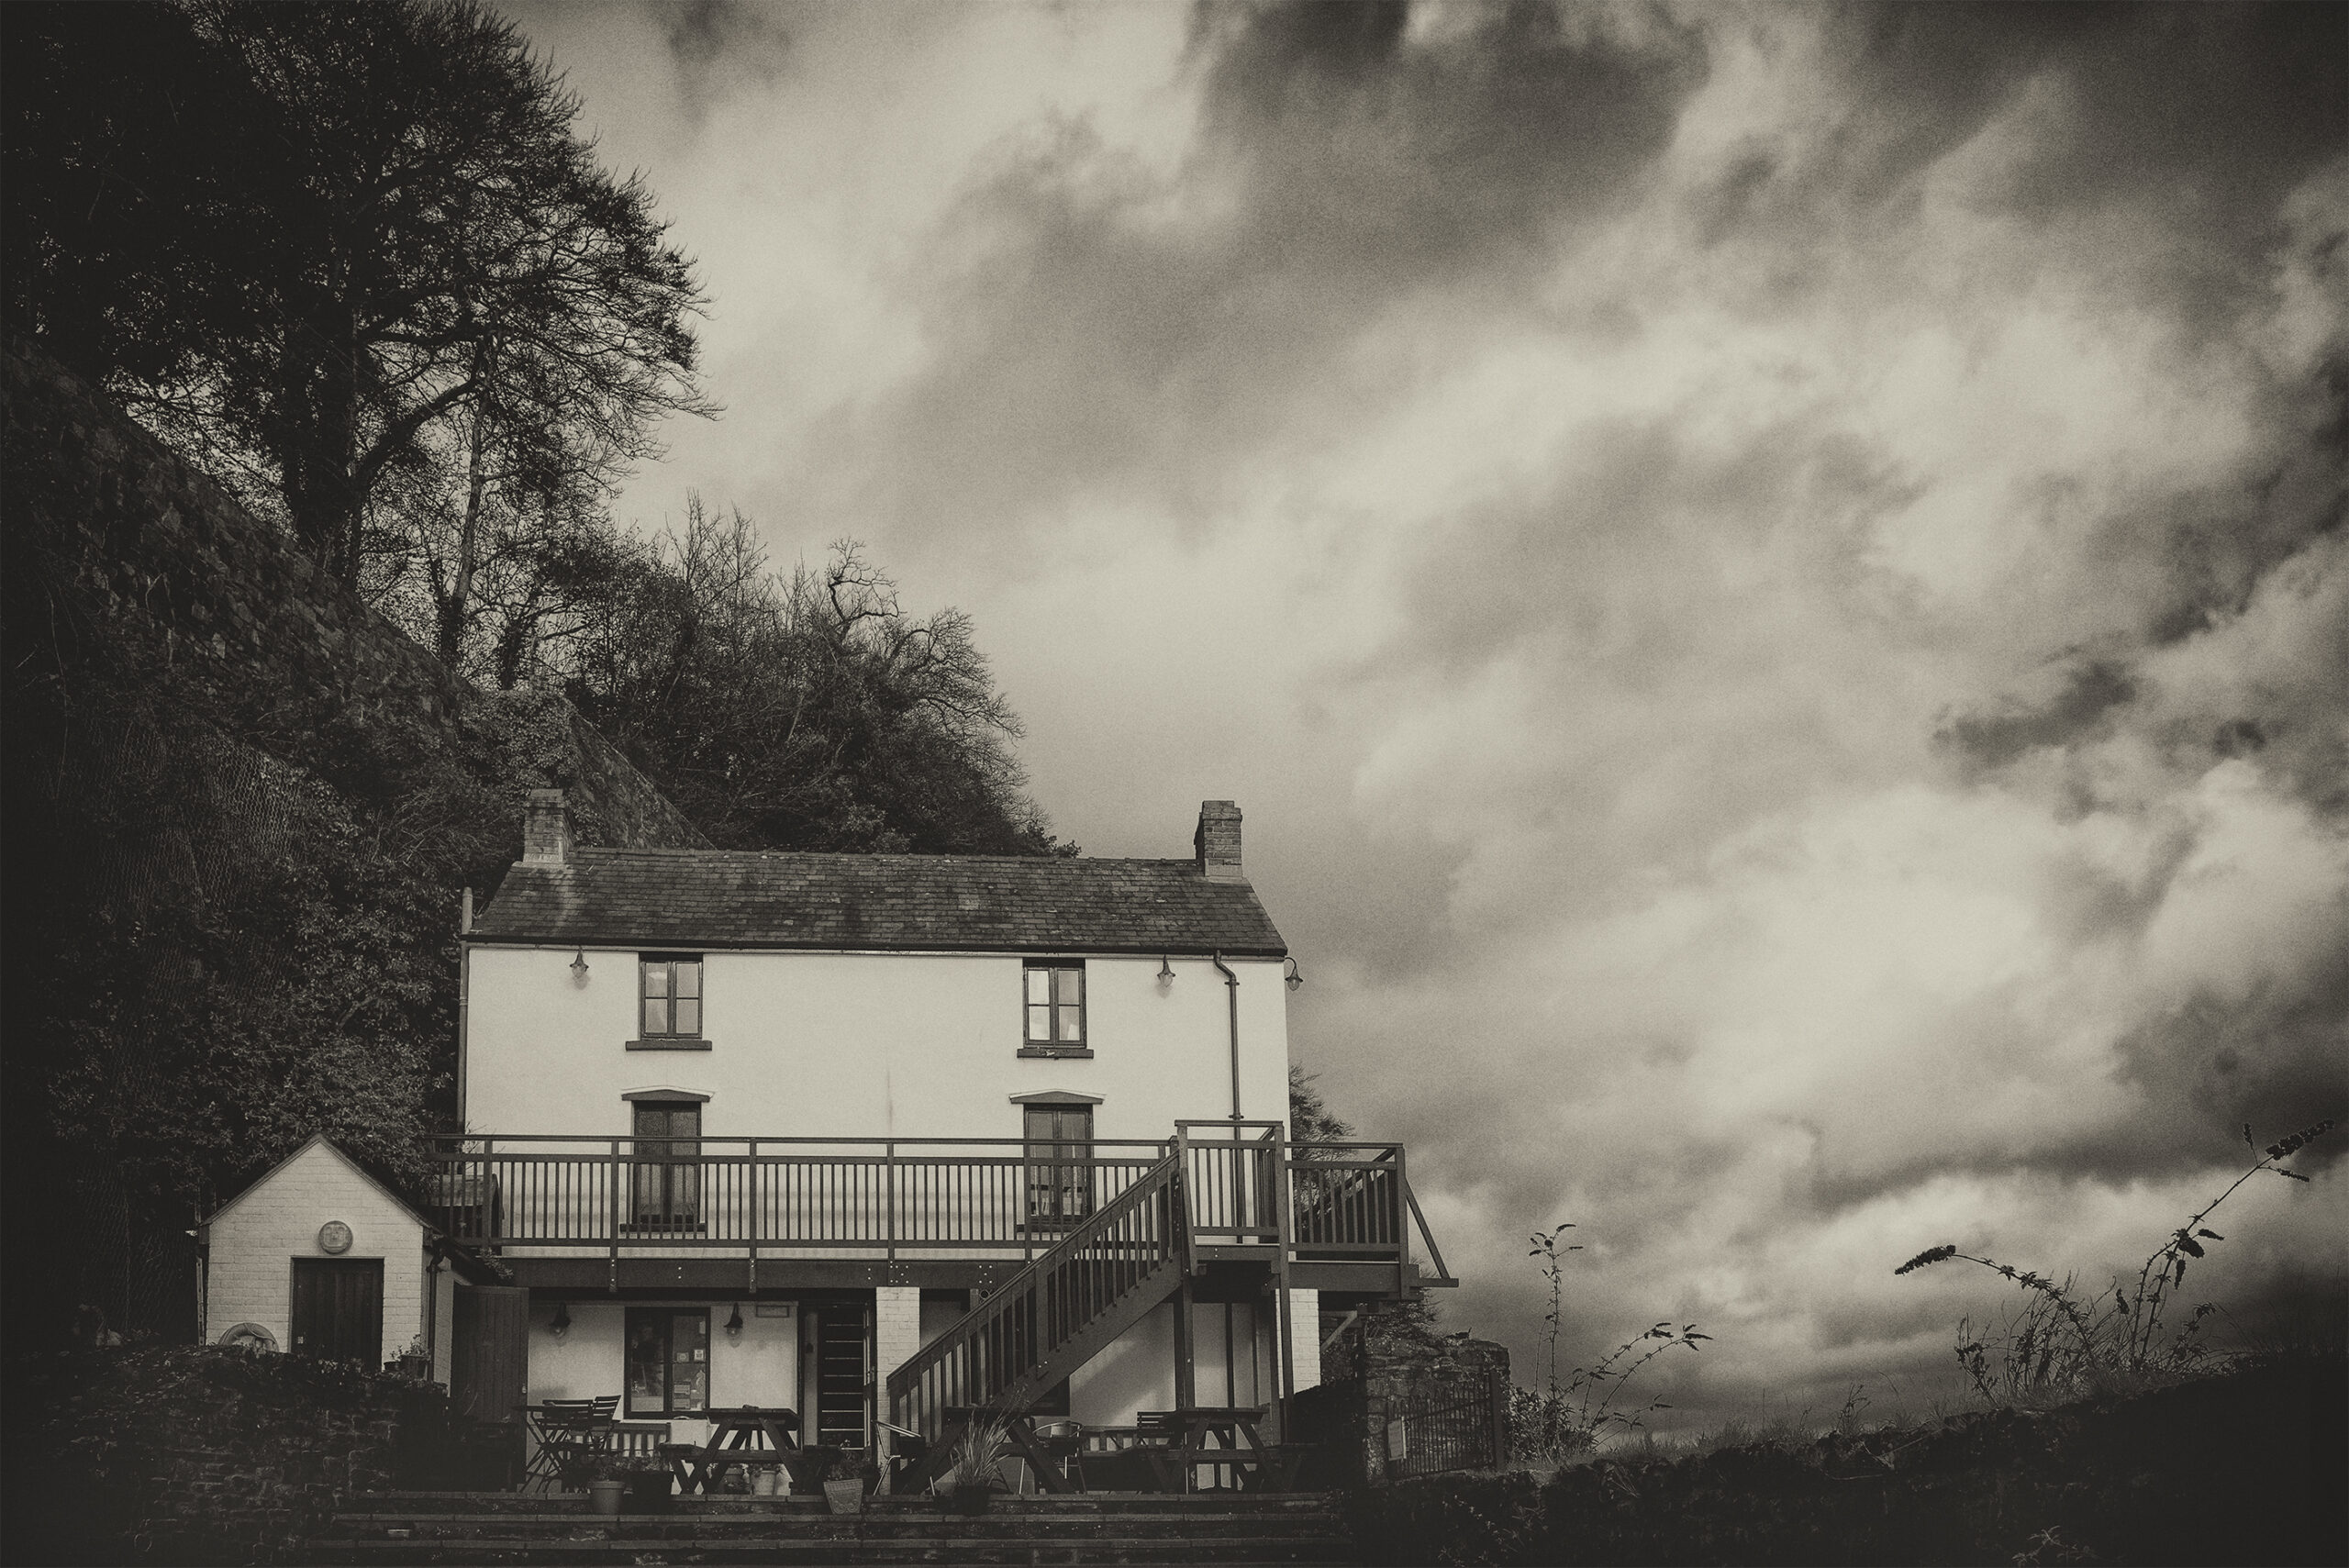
[885,1143,1185,1446]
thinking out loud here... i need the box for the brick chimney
[1194,800,1243,883]
[523,788,573,866]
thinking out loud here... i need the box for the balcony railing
[422,1132,1444,1277]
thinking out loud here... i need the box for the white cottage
[206,794,1450,1485]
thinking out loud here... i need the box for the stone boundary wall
[1300,1333,1511,1485]
[0,1346,473,1566]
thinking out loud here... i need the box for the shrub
[1344,1470,1546,1566]
[1897,1118,2335,1404]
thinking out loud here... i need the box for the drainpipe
[1211,952,1241,1122]
[455,889,472,1130]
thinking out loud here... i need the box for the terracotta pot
[823,1477,865,1515]
[624,1473,672,1513]
[950,1483,991,1516]
[587,1479,625,1518]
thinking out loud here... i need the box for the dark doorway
[290,1258,384,1364]
[809,1299,872,1450]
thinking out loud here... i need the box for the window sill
[1017,1046,1093,1059]
[627,1039,713,1051]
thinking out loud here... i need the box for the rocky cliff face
[0,342,701,1342]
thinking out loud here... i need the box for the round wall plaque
[317,1220,353,1254]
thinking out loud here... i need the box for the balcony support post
[1394,1144,1409,1298]
[1271,1119,1297,1423]
[748,1139,760,1295]
[886,1140,897,1262]
[608,1140,622,1294]
[1174,1267,1197,1410]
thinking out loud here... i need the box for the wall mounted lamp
[569,948,590,984]
[1156,956,1176,989]
[725,1302,744,1340]
[550,1301,571,1339]
[1284,959,1304,992]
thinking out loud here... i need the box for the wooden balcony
[421,1127,1451,1294]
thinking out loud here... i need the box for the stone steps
[321,1535,1344,1564]
[335,1510,1339,1533]
[313,1491,1354,1566]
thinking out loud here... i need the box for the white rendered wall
[206,1141,426,1361]
[464,948,1292,1144]
[527,1298,799,1448]
[1065,1299,1302,1427]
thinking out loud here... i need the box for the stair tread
[336,1502,1336,1516]
[328,1534,1341,1546]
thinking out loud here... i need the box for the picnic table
[661,1406,809,1495]
[1134,1406,1300,1493]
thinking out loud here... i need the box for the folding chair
[523,1396,619,1494]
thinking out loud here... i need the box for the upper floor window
[640,955,703,1038]
[1023,961,1085,1055]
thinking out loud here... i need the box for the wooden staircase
[886,1148,1187,1483]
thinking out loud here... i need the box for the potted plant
[793,1444,840,1500]
[584,1459,626,1518]
[384,1334,432,1381]
[947,1417,1011,1515]
[583,1452,671,1515]
[820,1450,871,1516]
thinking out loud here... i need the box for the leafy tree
[1,5,273,388]
[555,501,1063,855]
[3,0,709,589]
[1290,1064,1355,1146]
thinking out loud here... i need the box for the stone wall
[0,1345,473,1565]
[1302,1325,1511,1485]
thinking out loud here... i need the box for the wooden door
[451,1284,530,1423]
[290,1258,383,1365]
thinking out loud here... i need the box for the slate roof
[472,848,1287,957]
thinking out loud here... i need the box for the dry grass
[1897,1118,2334,1406]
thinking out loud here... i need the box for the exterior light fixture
[569,948,590,983]
[1284,959,1304,992]
[726,1302,744,1340]
[550,1301,571,1339]
[1156,956,1176,989]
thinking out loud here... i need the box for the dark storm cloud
[2111,954,2349,1167]
[658,0,794,112]
[1695,4,2347,331]
[1939,656,2138,773]
[835,0,1704,539]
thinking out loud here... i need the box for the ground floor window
[625,1307,710,1418]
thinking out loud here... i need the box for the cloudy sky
[502,0,2348,1429]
